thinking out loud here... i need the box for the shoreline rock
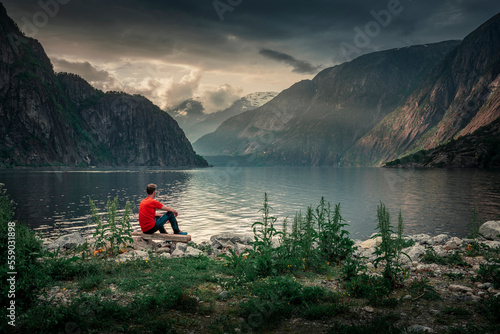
[41,221,500,261]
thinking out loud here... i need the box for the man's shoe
[176,231,188,235]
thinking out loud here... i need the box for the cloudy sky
[3,0,500,112]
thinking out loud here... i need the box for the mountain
[194,13,500,167]
[193,41,460,165]
[384,118,500,168]
[0,4,207,168]
[340,13,500,166]
[167,99,206,137]
[168,92,278,142]
[187,92,278,142]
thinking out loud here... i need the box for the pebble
[406,324,434,333]
[363,306,374,313]
[448,284,473,293]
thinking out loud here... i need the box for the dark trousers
[144,212,180,234]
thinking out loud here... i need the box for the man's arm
[160,205,178,217]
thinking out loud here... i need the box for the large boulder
[403,244,427,263]
[479,221,500,241]
[427,234,450,245]
[132,236,154,250]
[184,247,203,257]
[171,248,185,257]
[52,232,85,250]
[444,237,462,250]
[412,234,431,244]
[360,237,382,249]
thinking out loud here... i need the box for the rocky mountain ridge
[341,12,500,166]
[194,13,500,167]
[384,118,500,168]
[194,41,461,165]
[0,4,207,168]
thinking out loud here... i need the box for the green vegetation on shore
[1,185,499,333]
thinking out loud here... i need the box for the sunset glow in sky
[3,0,500,113]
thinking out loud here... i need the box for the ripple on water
[1,167,500,242]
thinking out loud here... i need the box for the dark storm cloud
[2,0,499,69]
[52,58,115,82]
[259,49,321,74]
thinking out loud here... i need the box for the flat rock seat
[131,231,191,243]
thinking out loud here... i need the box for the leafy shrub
[89,196,133,256]
[238,276,340,329]
[372,203,410,288]
[408,277,441,301]
[467,207,481,239]
[316,198,354,264]
[421,249,470,267]
[475,263,500,289]
[341,256,367,281]
[344,274,391,301]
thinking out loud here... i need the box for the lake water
[1,167,499,242]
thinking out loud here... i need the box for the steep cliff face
[0,4,207,167]
[194,41,459,165]
[384,118,500,168]
[341,13,500,166]
[0,5,85,165]
[73,87,206,166]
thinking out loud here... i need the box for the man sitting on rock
[139,183,187,235]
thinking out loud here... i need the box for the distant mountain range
[194,13,500,167]
[0,4,207,168]
[168,92,278,142]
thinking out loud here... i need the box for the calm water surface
[1,167,499,242]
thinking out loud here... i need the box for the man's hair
[146,184,157,195]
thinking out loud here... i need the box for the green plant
[441,307,472,317]
[421,249,470,267]
[407,277,441,301]
[341,255,367,281]
[78,273,106,291]
[344,273,392,301]
[372,203,410,288]
[316,198,354,264]
[238,275,342,330]
[249,193,282,276]
[467,206,481,239]
[221,247,248,276]
[88,196,133,256]
[465,240,483,257]
[475,263,500,288]
[442,272,464,281]
[476,295,500,324]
